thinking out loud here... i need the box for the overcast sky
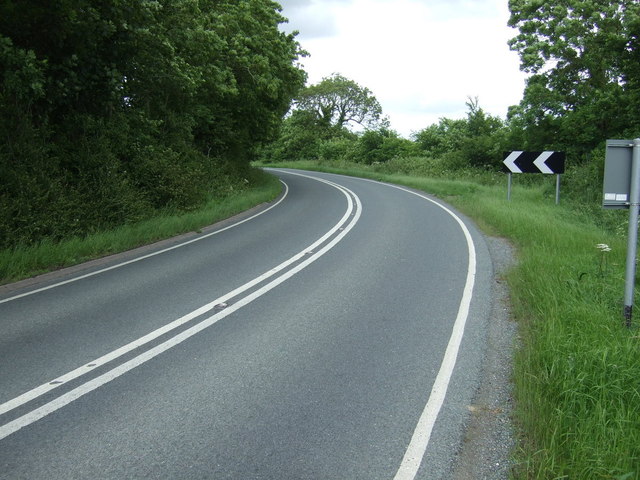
[277,0,528,137]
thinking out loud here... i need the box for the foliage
[262,110,342,162]
[262,73,393,164]
[412,118,467,158]
[0,0,305,249]
[352,128,418,164]
[0,169,281,283]
[507,0,640,158]
[318,135,357,163]
[264,90,508,171]
[412,98,507,170]
[294,73,385,132]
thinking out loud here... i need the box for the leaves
[0,0,306,248]
[507,0,640,157]
[295,73,384,131]
[0,36,45,106]
[412,98,505,169]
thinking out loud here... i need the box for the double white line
[0,171,362,441]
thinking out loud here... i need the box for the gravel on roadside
[451,236,518,480]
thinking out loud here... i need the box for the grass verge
[0,170,281,284]
[261,161,639,479]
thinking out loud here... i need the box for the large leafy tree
[0,0,306,248]
[294,73,385,131]
[263,73,385,162]
[507,0,640,156]
[175,0,307,159]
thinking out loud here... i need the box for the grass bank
[261,161,639,479]
[0,170,281,284]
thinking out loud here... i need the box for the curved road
[0,169,494,479]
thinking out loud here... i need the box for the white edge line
[0,181,290,305]
[0,174,350,416]
[339,176,477,480]
[0,188,362,441]
[394,220,475,479]
[0,174,362,438]
[0,178,362,441]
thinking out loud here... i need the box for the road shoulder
[451,235,518,480]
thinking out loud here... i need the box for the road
[0,169,495,479]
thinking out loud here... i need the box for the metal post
[623,138,640,327]
[507,173,512,201]
[555,174,561,205]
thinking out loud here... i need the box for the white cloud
[278,0,527,137]
[279,0,341,38]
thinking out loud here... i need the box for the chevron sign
[502,151,566,174]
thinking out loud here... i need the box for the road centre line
[0,173,353,416]
[0,173,362,440]
[0,181,290,305]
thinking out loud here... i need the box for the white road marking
[2,169,477,476]
[0,174,351,416]
[328,175,477,480]
[0,173,362,440]
[0,181,290,305]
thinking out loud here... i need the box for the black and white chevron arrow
[502,151,566,174]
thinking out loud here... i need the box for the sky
[277,0,528,138]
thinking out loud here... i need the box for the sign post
[502,151,566,203]
[604,139,640,326]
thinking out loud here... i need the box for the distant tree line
[3,0,637,249]
[0,0,305,249]
[263,0,640,206]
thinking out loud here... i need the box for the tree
[0,0,306,248]
[294,73,384,131]
[354,128,416,164]
[459,97,505,168]
[186,0,307,160]
[412,98,506,170]
[507,0,640,156]
[412,98,505,168]
[262,73,387,163]
[412,118,467,158]
[261,110,327,161]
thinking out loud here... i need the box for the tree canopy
[294,73,385,131]
[411,97,505,169]
[261,73,388,162]
[0,0,306,248]
[507,0,640,155]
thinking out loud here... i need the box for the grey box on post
[603,139,634,209]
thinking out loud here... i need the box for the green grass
[261,160,640,479]
[0,171,281,284]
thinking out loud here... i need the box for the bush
[319,137,355,162]
[354,129,418,164]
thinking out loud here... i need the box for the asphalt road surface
[0,169,496,480]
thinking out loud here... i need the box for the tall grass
[0,172,281,284]
[462,188,638,478]
[261,161,640,479]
